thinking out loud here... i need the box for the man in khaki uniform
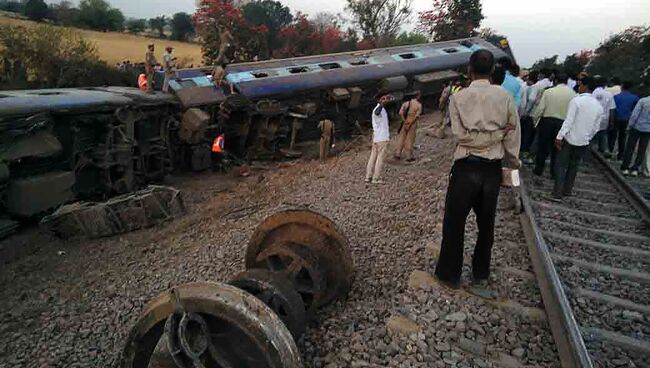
[145,44,158,93]
[395,91,422,161]
[162,46,176,93]
[318,119,334,162]
[434,50,521,290]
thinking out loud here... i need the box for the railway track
[520,151,650,368]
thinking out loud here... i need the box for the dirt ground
[0,111,559,368]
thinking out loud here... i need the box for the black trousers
[534,117,563,176]
[621,128,650,171]
[520,116,536,153]
[553,143,587,197]
[608,118,629,159]
[435,157,502,284]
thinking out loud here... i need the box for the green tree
[23,0,49,21]
[0,23,134,89]
[531,55,561,71]
[346,0,412,46]
[78,0,125,31]
[388,31,428,46]
[48,1,79,26]
[149,16,167,38]
[562,50,592,77]
[242,0,293,51]
[418,0,483,41]
[588,26,650,93]
[0,1,23,14]
[170,12,194,41]
[125,18,147,34]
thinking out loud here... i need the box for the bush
[0,23,135,89]
[23,0,49,21]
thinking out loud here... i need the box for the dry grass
[0,15,204,67]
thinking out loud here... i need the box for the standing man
[395,91,422,161]
[621,96,650,176]
[434,50,521,289]
[366,95,391,184]
[592,77,617,156]
[520,71,540,162]
[610,81,640,160]
[318,118,334,162]
[553,77,603,200]
[499,57,522,109]
[532,73,577,176]
[606,77,622,96]
[145,44,157,93]
[162,46,176,93]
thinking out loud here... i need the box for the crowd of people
[360,49,649,293]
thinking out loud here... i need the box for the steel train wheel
[254,244,327,316]
[230,269,307,339]
[121,282,301,368]
[245,209,354,309]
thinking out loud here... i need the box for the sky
[53,0,650,67]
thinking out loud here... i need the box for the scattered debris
[40,185,185,239]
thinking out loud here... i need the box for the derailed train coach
[0,37,513,234]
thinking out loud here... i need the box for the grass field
[0,15,204,67]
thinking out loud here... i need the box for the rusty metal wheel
[230,269,307,339]
[121,282,301,368]
[245,209,354,310]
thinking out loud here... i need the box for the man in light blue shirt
[621,96,650,176]
[498,57,522,108]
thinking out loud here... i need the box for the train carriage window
[460,40,474,48]
[399,53,417,59]
[319,63,342,70]
[253,72,269,78]
[28,91,64,96]
[443,48,459,54]
[289,67,309,74]
[178,80,198,88]
[350,59,368,66]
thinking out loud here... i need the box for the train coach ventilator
[121,209,355,368]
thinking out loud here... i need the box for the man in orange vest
[212,134,225,172]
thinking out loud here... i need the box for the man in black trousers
[434,50,521,290]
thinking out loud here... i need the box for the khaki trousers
[162,73,173,92]
[366,141,388,180]
[395,123,417,159]
[320,136,331,162]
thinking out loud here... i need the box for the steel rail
[519,181,594,368]
[591,150,650,225]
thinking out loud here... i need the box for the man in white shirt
[553,77,603,200]
[591,77,616,156]
[366,95,391,184]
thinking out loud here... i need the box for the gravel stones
[386,316,422,336]
[0,113,560,368]
[407,270,436,290]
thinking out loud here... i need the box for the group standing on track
[360,47,649,295]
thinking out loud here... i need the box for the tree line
[529,26,650,95]
[0,0,196,41]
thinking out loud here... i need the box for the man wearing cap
[434,49,521,290]
[162,46,176,93]
[145,44,158,93]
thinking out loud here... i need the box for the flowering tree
[274,14,346,58]
[418,0,483,41]
[193,0,268,64]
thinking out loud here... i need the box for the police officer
[318,119,334,162]
[395,91,422,161]
[162,46,176,93]
[145,44,158,93]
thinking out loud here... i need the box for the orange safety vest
[138,74,147,91]
[212,134,225,153]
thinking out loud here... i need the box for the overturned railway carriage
[0,37,513,229]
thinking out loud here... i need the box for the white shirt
[557,93,604,146]
[371,104,390,142]
[592,87,616,131]
[539,78,553,89]
[567,78,577,90]
[517,77,528,117]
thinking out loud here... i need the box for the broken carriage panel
[40,185,185,239]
